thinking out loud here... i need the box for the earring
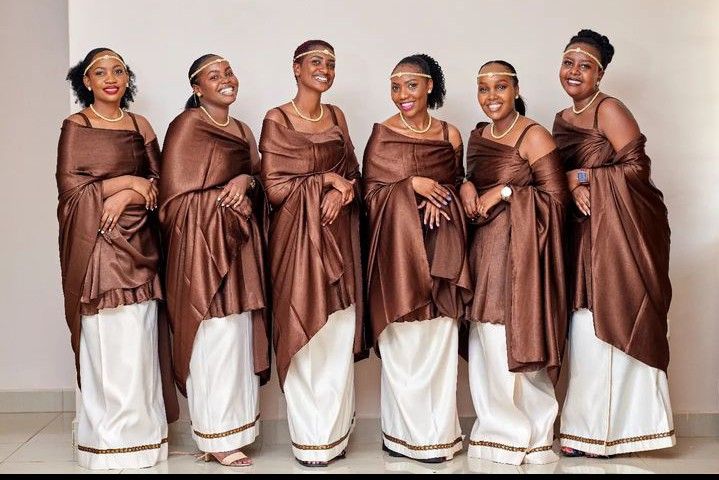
[515,95,519,99]
[196,92,202,98]
[87,86,92,91]
[428,90,432,94]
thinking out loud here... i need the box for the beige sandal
[199,450,253,467]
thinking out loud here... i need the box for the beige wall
[1,0,716,418]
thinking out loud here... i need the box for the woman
[363,53,472,463]
[459,61,569,465]
[553,29,674,457]
[259,40,366,467]
[159,54,271,467]
[57,48,177,470]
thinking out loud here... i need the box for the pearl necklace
[199,105,230,127]
[291,99,323,122]
[490,112,520,139]
[572,90,601,115]
[400,112,432,134]
[89,104,124,122]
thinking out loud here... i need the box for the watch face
[578,171,588,184]
[501,186,512,198]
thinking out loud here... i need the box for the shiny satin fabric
[553,112,671,372]
[259,113,366,389]
[363,124,472,343]
[466,124,569,379]
[56,119,178,422]
[159,109,270,394]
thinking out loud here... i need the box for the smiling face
[82,50,128,105]
[477,63,518,122]
[559,42,604,100]
[293,47,335,93]
[390,64,433,117]
[192,58,238,107]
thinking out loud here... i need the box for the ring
[234,193,240,197]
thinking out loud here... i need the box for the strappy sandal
[560,446,586,457]
[198,450,253,467]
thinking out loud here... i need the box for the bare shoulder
[597,97,641,150]
[521,120,557,165]
[236,119,257,142]
[328,104,348,127]
[65,112,87,125]
[264,104,289,123]
[445,122,463,149]
[130,113,157,143]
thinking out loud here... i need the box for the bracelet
[248,176,256,190]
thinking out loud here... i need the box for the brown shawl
[553,106,672,372]
[466,123,569,380]
[159,109,270,394]
[363,123,472,344]
[259,106,366,388]
[56,115,178,421]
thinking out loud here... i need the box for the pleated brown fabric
[466,123,569,380]
[56,115,178,421]
[159,109,270,394]
[259,105,366,389]
[553,100,672,372]
[363,123,472,344]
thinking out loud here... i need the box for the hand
[459,181,480,219]
[217,174,254,209]
[99,190,133,233]
[411,176,452,209]
[323,172,356,206]
[232,196,253,219]
[572,185,591,216]
[320,189,343,226]
[418,200,451,229]
[129,177,158,210]
[475,185,503,218]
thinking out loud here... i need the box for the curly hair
[393,54,446,109]
[566,29,615,69]
[478,60,527,115]
[66,48,136,109]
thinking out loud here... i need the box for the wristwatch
[500,185,513,201]
[577,169,589,185]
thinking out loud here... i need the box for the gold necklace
[199,105,230,127]
[572,90,601,115]
[291,99,323,122]
[400,112,432,134]
[490,111,520,139]
[89,104,124,122]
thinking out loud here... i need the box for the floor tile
[0,444,22,462]
[0,461,120,474]
[0,413,58,443]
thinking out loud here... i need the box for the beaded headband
[189,58,230,80]
[390,72,432,79]
[83,55,126,76]
[294,49,335,61]
[563,46,604,70]
[477,72,517,79]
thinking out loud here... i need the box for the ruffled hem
[80,275,162,315]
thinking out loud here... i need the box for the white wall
[0,0,74,389]
[0,0,716,418]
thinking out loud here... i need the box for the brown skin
[66,50,158,231]
[460,62,557,220]
[382,63,463,229]
[559,43,641,217]
[264,46,355,228]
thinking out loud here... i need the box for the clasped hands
[320,172,356,227]
[99,176,157,234]
[412,176,453,229]
[459,181,503,221]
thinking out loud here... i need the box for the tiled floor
[1,413,717,474]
